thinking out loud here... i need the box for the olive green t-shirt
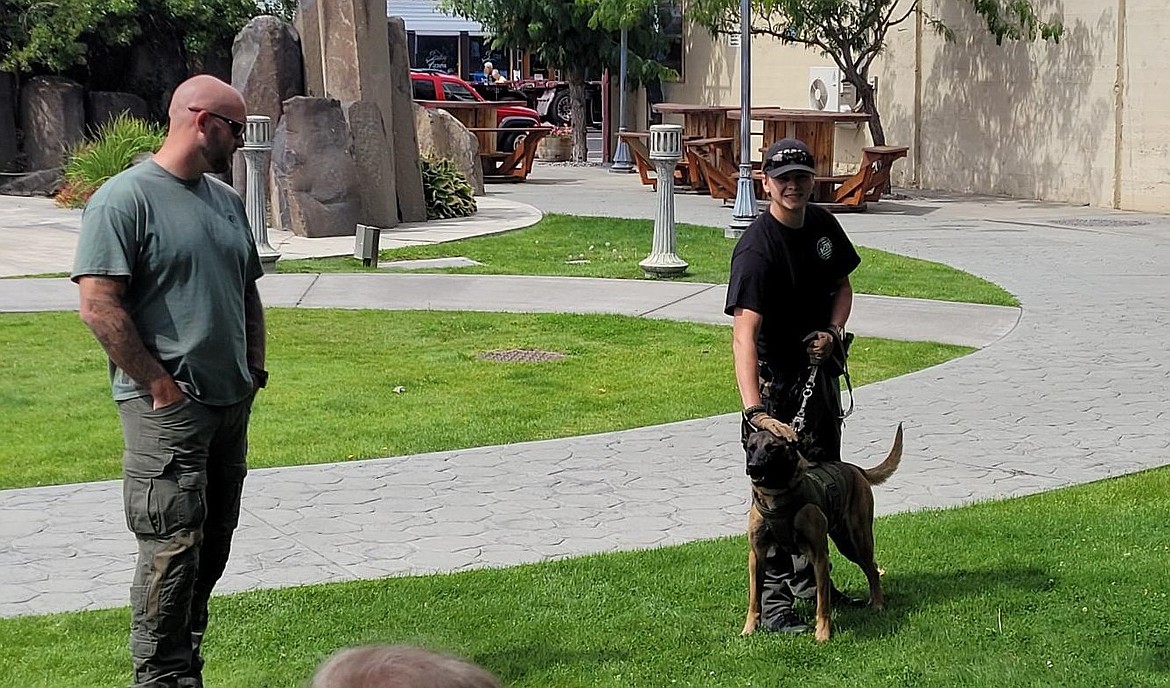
[71,159,263,406]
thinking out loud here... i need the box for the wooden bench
[831,145,909,208]
[684,136,739,202]
[617,131,694,190]
[466,127,550,182]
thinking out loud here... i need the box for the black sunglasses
[188,107,245,138]
[763,147,815,172]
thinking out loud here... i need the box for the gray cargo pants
[118,394,251,688]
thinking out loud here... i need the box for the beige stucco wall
[668,0,1169,212]
[653,25,869,174]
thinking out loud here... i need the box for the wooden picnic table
[466,127,550,182]
[651,103,740,141]
[727,108,870,199]
[417,100,501,151]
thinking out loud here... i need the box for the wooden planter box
[536,135,572,162]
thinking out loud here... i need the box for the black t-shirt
[725,205,861,369]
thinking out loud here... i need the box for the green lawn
[278,214,1019,307]
[3,467,1166,687]
[0,309,969,489]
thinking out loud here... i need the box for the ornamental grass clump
[420,154,477,220]
[57,112,165,208]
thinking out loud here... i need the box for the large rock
[86,91,150,131]
[270,97,363,238]
[414,103,483,197]
[297,0,399,226]
[386,17,427,222]
[343,100,399,227]
[295,0,325,97]
[231,15,305,196]
[0,167,63,196]
[0,72,17,172]
[20,76,85,171]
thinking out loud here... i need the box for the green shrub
[420,154,477,220]
[57,112,165,208]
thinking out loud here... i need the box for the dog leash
[791,362,856,435]
[791,364,819,433]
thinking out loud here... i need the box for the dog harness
[754,461,853,549]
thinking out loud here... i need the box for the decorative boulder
[414,103,483,196]
[20,76,85,171]
[0,72,17,172]
[231,15,304,195]
[343,100,399,228]
[270,97,363,238]
[0,167,63,196]
[386,17,427,222]
[87,91,150,131]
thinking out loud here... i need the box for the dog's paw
[740,620,758,636]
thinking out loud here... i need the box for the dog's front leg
[795,507,833,643]
[742,509,767,635]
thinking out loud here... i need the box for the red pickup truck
[410,70,542,152]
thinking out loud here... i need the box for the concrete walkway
[3,168,1169,619]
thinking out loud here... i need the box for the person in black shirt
[725,138,862,634]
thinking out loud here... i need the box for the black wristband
[743,404,766,419]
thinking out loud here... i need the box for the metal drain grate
[1051,217,1151,228]
[478,349,566,363]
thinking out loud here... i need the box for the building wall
[670,0,1169,212]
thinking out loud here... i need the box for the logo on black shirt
[816,236,833,260]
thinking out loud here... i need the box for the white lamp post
[639,124,688,277]
[727,0,757,239]
[242,115,280,272]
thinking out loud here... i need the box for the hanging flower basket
[536,127,573,162]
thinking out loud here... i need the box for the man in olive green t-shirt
[71,74,266,688]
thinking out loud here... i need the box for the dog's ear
[795,450,814,472]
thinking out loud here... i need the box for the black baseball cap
[762,138,816,178]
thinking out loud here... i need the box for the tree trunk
[855,80,886,147]
[568,67,588,162]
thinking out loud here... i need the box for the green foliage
[685,0,1063,144]
[58,113,164,208]
[420,155,478,220]
[0,0,298,75]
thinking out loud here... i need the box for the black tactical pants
[117,394,251,688]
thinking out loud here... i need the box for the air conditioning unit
[808,66,858,112]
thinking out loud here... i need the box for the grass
[278,214,1019,307]
[2,466,1167,687]
[0,310,970,489]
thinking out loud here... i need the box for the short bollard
[639,124,688,277]
[242,115,280,272]
[354,225,380,268]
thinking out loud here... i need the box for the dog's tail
[859,423,903,486]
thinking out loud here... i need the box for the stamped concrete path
[2,170,1168,618]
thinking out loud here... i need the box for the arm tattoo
[81,295,169,387]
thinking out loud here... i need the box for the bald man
[71,74,266,688]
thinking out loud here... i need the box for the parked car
[410,69,542,152]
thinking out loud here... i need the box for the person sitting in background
[310,645,502,688]
[481,61,494,83]
[490,68,508,84]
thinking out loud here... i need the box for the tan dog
[741,424,904,642]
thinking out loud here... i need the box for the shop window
[416,35,459,74]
